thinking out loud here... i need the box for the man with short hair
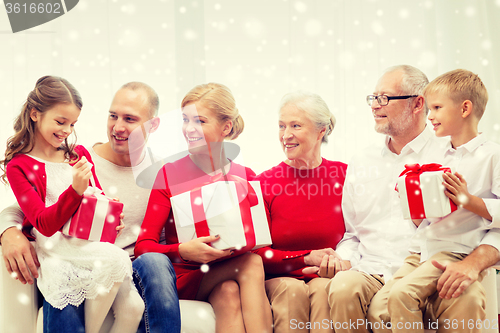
[325,65,500,333]
[0,82,181,333]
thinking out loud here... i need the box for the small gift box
[171,176,272,252]
[397,163,458,220]
[62,186,123,243]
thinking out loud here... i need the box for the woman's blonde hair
[1,76,82,184]
[181,83,244,140]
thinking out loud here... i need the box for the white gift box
[398,169,457,220]
[171,180,272,251]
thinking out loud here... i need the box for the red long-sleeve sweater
[6,145,99,238]
[254,158,347,281]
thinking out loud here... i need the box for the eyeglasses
[366,94,418,106]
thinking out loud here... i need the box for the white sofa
[0,246,216,333]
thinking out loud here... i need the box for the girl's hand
[72,156,92,195]
[113,198,125,238]
[178,235,232,263]
[442,172,470,207]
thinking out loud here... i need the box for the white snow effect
[419,51,437,68]
[184,29,198,40]
[338,51,355,69]
[244,18,265,39]
[214,3,221,11]
[294,1,307,13]
[372,21,385,36]
[482,40,492,50]
[17,293,30,305]
[68,30,79,41]
[132,225,141,236]
[121,4,136,14]
[423,1,433,9]
[465,6,476,17]
[119,29,140,47]
[200,264,209,273]
[482,59,489,66]
[399,9,409,19]
[179,6,186,14]
[305,19,322,37]
[265,250,273,259]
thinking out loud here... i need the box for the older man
[325,65,500,333]
[0,82,181,333]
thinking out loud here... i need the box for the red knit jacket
[6,145,100,238]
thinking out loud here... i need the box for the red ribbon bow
[398,163,451,177]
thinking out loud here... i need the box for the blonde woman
[135,83,272,333]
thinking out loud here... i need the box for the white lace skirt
[34,230,133,310]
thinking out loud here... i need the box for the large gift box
[62,187,123,243]
[171,176,272,252]
[397,163,458,220]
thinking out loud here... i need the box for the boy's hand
[72,156,92,195]
[443,171,492,220]
[442,172,470,207]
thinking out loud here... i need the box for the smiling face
[372,70,414,137]
[279,104,324,163]
[31,103,80,151]
[182,102,229,155]
[426,92,463,137]
[107,88,153,157]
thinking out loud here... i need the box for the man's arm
[433,243,500,299]
[334,171,361,265]
[0,204,39,285]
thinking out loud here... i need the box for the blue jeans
[43,253,181,333]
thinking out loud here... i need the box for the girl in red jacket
[1,76,143,333]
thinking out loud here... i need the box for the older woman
[135,83,272,333]
[254,91,348,333]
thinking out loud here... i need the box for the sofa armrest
[0,245,39,333]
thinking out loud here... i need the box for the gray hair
[120,81,159,117]
[384,65,429,113]
[279,90,336,143]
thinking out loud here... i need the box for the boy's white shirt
[409,133,500,261]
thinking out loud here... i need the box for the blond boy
[372,69,500,333]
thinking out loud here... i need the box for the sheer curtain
[1,0,499,207]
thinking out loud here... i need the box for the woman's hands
[72,156,92,195]
[302,248,351,278]
[178,235,232,263]
[303,248,337,266]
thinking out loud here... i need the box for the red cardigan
[6,145,99,238]
[254,159,347,281]
[135,155,256,299]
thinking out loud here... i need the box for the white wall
[1,0,500,210]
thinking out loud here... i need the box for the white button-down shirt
[409,133,500,261]
[337,127,450,279]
